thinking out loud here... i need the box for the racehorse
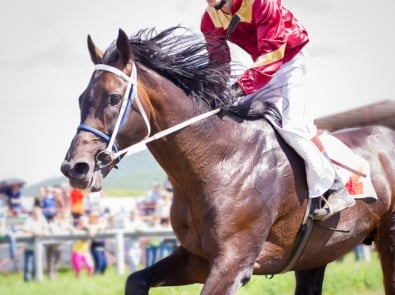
[61,26,395,294]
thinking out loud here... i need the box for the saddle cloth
[319,133,377,199]
[264,115,377,199]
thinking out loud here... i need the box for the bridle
[77,63,150,168]
[77,62,220,169]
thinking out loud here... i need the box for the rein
[117,108,221,157]
[77,63,221,167]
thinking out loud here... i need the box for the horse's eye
[109,94,122,106]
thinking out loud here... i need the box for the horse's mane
[104,26,233,111]
[103,25,282,123]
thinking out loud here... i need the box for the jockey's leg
[279,53,355,220]
[310,135,356,220]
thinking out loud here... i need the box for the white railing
[0,229,176,281]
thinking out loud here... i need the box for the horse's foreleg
[199,251,256,295]
[294,266,327,295]
[125,246,209,295]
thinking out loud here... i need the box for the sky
[0,0,394,186]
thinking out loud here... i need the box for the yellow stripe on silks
[207,0,255,29]
[236,0,254,23]
[254,44,286,67]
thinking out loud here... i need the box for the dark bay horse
[61,26,395,294]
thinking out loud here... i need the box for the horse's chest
[170,200,210,256]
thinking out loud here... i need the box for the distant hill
[103,150,167,192]
[23,150,166,196]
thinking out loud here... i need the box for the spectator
[0,193,7,238]
[143,182,161,215]
[40,186,57,222]
[21,206,49,282]
[124,208,147,272]
[159,237,178,261]
[4,230,18,272]
[102,206,113,228]
[57,183,71,213]
[5,184,24,216]
[144,214,166,267]
[46,210,74,279]
[155,190,172,226]
[69,188,86,226]
[0,193,18,272]
[152,188,176,260]
[85,191,103,216]
[156,209,176,262]
[0,191,18,272]
[71,216,94,277]
[53,186,66,213]
[354,244,371,262]
[88,211,108,275]
[3,182,24,271]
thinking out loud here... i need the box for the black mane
[119,26,233,111]
[103,25,281,122]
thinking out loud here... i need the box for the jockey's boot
[312,172,356,220]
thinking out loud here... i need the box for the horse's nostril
[70,162,90,178]
[61,161,90,179]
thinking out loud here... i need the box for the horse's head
[61,26,234,191]
[61,29,150,191]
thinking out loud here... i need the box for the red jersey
[200,0,309,95]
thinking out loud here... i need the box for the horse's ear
[87,34,103,65]
[116,29,133,66]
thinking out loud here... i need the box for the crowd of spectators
[0,179,177,281]
[0,178,375,283]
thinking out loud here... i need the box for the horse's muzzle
[61,160,90,179]
[60,159,91,187]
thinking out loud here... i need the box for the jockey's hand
[231,83,245,99]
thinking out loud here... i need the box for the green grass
[0,252,384,295]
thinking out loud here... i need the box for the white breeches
[245,52,335,197]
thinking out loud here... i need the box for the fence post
[34,237,44,281]
[115,230,125,275]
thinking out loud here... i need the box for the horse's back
[333,124,395,212]
[332,125,395,174]
[332,125,395,149]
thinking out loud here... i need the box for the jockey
[200,0,355,220]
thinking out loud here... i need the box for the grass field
[0,252,383,295]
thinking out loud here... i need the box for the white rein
[94,63,220,161]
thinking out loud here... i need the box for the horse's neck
[140,73,282,187]
[147,112,278,184]
[148,115,220,176]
